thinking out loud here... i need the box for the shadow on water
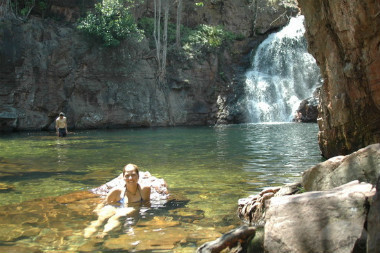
[0,170,89,181]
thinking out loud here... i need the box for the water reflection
[215,125,229,163]
[241,123,322,189]
[55,138,69,166]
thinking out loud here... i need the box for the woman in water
[84,164,151,238]
[106,163,151,205]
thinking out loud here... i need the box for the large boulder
[302,143,380,191]
[264,181,375,253]
[367,176,380,253]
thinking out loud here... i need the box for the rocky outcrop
[264,181,375,253]
[0,0,300,131]
[253,0,299,35]
[293,96,319,123]
[0,17,214,130]
[298,0,380,158]
[235,144,380,252]
[302,143,380,191]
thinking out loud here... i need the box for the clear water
[245,15,322,122]
[0,123,323,252]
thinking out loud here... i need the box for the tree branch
[196,226,256,253]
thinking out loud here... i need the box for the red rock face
[298,0,380,158]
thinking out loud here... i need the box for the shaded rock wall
[0,18,170,130]
[298,0,380,158]
[0,0,299,131]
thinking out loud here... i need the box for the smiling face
[123,164,139,184]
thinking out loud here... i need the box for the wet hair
[123,163,139,178]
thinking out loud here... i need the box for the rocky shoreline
[200,143,380,253]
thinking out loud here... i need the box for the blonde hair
[123,163,139,177]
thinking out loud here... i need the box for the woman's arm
[105,188,122,204]
[141,185,151,201]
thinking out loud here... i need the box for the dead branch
[196,225,256,253]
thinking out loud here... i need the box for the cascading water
[245,15,321,123]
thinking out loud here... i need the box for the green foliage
[182,24,237,55]
[138,17,191,47]
[38,0,48,12]
[137,17,155,44]
[10,0,35,18]
[77,0,143,47]
[138,18,237,56]
[297,186,306,193]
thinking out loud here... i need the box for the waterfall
[245,15,321,123]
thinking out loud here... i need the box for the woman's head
[123,164,139,183]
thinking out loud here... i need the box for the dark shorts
[58,128,67,137]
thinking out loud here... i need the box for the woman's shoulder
[139,183,151,200]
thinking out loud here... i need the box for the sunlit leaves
[183,24,236,55]
[77,0,143,47]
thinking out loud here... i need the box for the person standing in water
[55,112,68,137]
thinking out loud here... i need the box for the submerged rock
[0,182,15,191]
[103,226,187,251]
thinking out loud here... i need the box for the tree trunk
[161,0,169,82]
[153,0,162,78]
[153,0,169,84]
[176,0,182,48]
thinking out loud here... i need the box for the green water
[0,123,323,252]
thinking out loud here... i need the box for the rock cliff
[298,0,380,158]
[0,0,299,131]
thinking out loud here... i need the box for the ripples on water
[0,123,324,252]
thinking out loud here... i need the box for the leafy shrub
[138,17,192,48]
[182,24,237,55]
[77,0,143,47]
[138,18,237,56]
